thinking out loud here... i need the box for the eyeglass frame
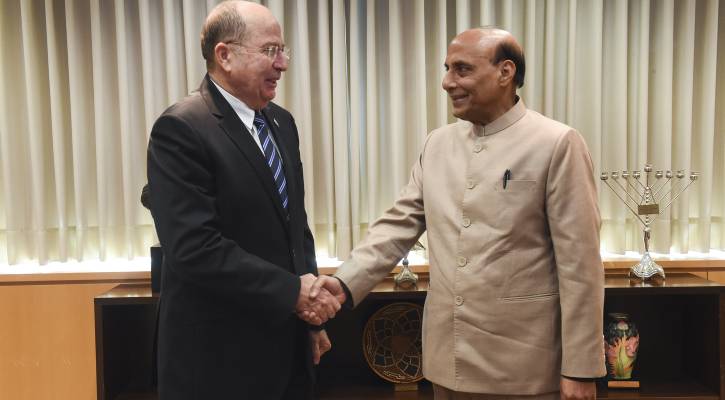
[224,41,291,61]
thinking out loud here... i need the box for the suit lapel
[200,76,289,227]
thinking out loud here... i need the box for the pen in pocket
[503,169,511,189]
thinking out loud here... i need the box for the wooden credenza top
[96,273,725,304]
[95,284,157,305]
[605,272,725,294]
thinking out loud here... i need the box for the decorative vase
[604,313,640,380]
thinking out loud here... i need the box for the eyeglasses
[226,42,291,61]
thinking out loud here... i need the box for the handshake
[295,274,347,325]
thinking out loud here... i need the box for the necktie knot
[253,111,266,131]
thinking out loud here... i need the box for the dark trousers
[281,322,314,400]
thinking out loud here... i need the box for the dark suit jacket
[147,74,318,400]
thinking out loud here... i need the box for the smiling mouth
[450,94,468,103]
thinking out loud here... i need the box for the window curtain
[0,0,723,265]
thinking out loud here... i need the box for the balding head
[200,1,277,70]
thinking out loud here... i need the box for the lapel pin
[274,118,279,127]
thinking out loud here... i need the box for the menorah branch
[601,179,646,226]
[612,176,643,206]
[623,177,641,195]
[659,178,697,212]
[632,176,647,192]
[651,177,672,199]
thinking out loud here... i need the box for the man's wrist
[333,276,353,308]
[309,323,325,332]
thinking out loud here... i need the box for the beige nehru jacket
[335,100,605,395]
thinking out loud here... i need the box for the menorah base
[394,264,419,289]
[628,252,666,281]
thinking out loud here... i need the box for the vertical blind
[0,0,723,265]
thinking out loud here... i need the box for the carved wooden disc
[362,302,424,384]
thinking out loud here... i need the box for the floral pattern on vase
[604,313,640,380]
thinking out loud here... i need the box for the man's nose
[274,55,289,71]
[442,72,454,91]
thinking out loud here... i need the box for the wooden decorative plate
[362,302,424,384]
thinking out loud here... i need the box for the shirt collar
[210,78,256,131]
[472,96,527,137]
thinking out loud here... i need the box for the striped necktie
[253,112,288,210]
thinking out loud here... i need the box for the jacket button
[455,296,464,306]
[462,217,471,227]
[473,144,482,153]
[467,180,475,189]
[457,256,467,267]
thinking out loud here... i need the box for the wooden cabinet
[94,285,158,400]
[95,273,725,400]
[599,274,725,399]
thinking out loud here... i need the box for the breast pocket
[488,178,542,234]
[495,179,537,192]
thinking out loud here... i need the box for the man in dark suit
[147,2,341,399]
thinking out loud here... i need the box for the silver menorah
[600,164,699,281]
[394,241,425,289]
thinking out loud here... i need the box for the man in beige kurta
[308,28,605,399]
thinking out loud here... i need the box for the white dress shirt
[211,79,282,157]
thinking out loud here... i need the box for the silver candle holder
[394,241,425,289]
[600,164,699,281]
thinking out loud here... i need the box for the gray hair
[200,1,247,68]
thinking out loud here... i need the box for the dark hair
[200,2,247,68]
[492,41,525,88]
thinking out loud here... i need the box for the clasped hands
[296,274,347,325]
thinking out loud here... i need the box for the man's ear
[499,59,516,87]
[214,43,233,72]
